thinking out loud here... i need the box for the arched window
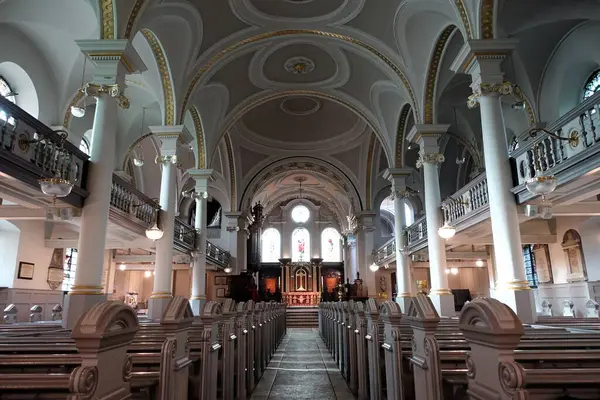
[79,138,90,155]
[291,204,310,223]
[261,228,281,262]
[584,70,600,100]
[292,227,310,262]
[321,227,341,262]
[62,248,78,292]
[380,196,415,227]
[0,76,16,125]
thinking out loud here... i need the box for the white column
[407,126,455,316]
[357,212,377,297]
[384,168,414,311]
[188,169,213,315]
[451,39,535,323]
[63,40,145,329]
[147,127,183,320]
[224,212,247,274]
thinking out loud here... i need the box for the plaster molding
[229,0,366,27]
[248,38,350,90]
[394,103,412,168]
[224,133,237,212]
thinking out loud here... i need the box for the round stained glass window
[291,205,310,223]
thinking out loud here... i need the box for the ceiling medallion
[284,56,315,75]
[280,96,322,116]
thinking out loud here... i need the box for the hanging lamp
[71,56,87,118]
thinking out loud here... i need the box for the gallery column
[407,124,455,316]
[383,168,414,311]
[188,169,213,315]
[148,126,185,320]
[224,212,247,274]
[63,40,145,329]
[451,39,535,323]
[357,212,377,297]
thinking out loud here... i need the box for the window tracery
[261,228,281,262]
[0,76,16,125]
[321,227,341,262]
[292,227,310,262]
[584,69,600,100]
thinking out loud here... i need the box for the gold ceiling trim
[454,0,472,39]
[189,105,206,169]
[100,0,116,40]
[140,29,175,126]
[366,133,376,210]
[395,104,411,168]
[424,25,456,124]
[124,0,147,39]
[179,29,419,123]
[224,133,236,212]
[481,0,495,39]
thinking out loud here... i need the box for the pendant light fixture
[71,56,87,118]
[133,107,146,167]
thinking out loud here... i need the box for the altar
[283,292,320,306]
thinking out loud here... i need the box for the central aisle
[250,328,355,400]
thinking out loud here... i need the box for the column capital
[76,39,146,85]
[188,169,214,194]
[357,212,377,232]
[407,124,450,147]
[451,39,518,86]
[151,125,188,158]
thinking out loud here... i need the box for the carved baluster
[587,108,597,144]
[579,114,591,148]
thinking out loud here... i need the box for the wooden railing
[442,173,489,226]
[407,216,427,249]
[206,241,231,268]
[110,174,157,227]
[512,90,600,203]
[0,96,89,207]
[174,217,196,252]
[374,237,395,264]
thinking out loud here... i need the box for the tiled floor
[250,328,355,400]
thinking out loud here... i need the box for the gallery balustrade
[110,174,157,226]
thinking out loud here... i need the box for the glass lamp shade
[133,156,145,167]
[450,267,459,275]
[119,264,127,271]
[525,173,557,196]
[38,178,74,198]
[369,263,380,272]
[70,106,85,118]
[224,266,233,274]
[476,259,484,267]
[145,223,164,240]
[438,223,456,239]
[144,270,152,278]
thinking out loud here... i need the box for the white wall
[0,221,20,287]
[10,220,54,290]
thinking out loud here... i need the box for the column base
[148,295,173,321]
[395,295,413,313]
[62,293,108,329]
[189,298,207,316]
[429,293,455,317]
[494,286,536,324]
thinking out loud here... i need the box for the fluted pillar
[188,169,213,315]
[451,39,535,323]
[407,125,455,316]
[148,126,186,320]
[63,40,145,329]
[383,168,414,311]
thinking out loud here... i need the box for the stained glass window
[261,228,281,262]
[584,69,600,100]
[522,245,538,288]
[292,228,310,262]
[0,76,16,125]
[291,204,310,223]
[321,227,341,262]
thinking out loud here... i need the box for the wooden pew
[0,300,138,399]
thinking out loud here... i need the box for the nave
[250,329,354,400]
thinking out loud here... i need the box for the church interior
[1,0,600,398]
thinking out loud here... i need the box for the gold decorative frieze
[365,133,375,210]
[141,29,175,125]
[155,155,178,165]
[100,0,116,40]
[189,106,206,169]
[84,83,121,98]
[124,0,146,39]
[454,0,472,39]
[224,133,236,212]
[180,29,419,124]
[416,152,445,168]
[480,0,495,39]
[424,25,456,124]
[395,104,411,168]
